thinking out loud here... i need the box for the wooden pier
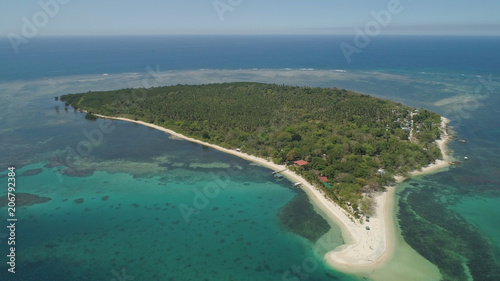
[271,168,287,175]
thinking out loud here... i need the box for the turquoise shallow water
[7,166,342,280]
[451,197,500,261]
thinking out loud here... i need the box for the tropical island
[61,82,443,215]
[60,82,450,277]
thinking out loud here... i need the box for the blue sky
[2,0,500,36]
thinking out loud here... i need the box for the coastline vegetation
[84,112,98,121]
[60,82,443,215]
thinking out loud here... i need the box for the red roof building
[319,176,328,183]
[293,160,308,166]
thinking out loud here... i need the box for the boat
[459,139,466,143]
[293,182,302,188]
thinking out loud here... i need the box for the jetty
[272,168,287,175]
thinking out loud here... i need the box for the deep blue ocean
[1,35,499,80]
[0,35,499,281]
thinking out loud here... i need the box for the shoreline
[93,113,452,277]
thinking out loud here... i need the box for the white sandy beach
[93,113,452,277]
[325,117,452,273]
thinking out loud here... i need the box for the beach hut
[319,176,328,183]
[235,148,241,152]
[293,160,308,166]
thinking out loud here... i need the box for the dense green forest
[61,82,443,217]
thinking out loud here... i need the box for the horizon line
[4,33,500,38]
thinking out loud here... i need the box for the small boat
[274,173,284,179]
[459,140,466,143]
[464,156,469,160]
[293,182,302,188]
